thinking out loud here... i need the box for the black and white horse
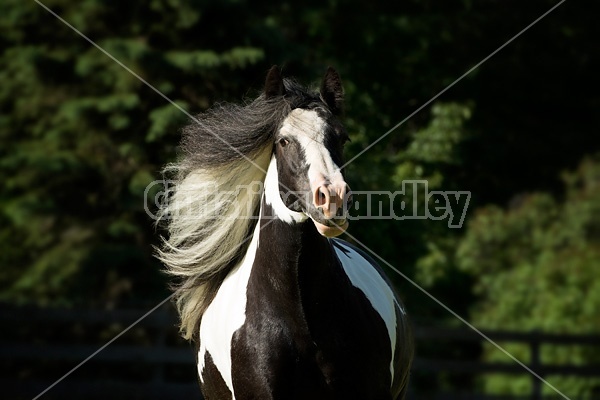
[158,66,413,399]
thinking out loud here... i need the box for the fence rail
[413,326,600,399]
[1,305,599,399]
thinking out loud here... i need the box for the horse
[157,66,413,399]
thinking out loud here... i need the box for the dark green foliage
[455,157,600,396]
[0,0,270,305]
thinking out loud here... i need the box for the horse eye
[279,138,289,147]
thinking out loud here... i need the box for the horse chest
[198,241,398,399]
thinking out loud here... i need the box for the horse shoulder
[330,238,412,396]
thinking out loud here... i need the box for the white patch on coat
[264,155,308,224]
[197,220,262,397]
[331,239,398,385]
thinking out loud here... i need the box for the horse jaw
[311,218,349,238]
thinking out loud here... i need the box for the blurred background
[1,0,599,399]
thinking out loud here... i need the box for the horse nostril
[314,185,330,208]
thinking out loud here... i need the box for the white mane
[156,146,271,339]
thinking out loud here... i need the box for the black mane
[179,79,324,173]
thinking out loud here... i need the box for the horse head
[264,66,353,237]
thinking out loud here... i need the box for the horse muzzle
[310,182,352,237]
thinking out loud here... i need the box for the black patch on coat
[224,201,409,399]
[201,351,233,400]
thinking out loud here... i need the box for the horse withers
[158,66,413,399]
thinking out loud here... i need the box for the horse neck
[252,199,337,308]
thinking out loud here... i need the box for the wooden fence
[1,305,599,399]
[411,326,600,399]
[1,305,199,400]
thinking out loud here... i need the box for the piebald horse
[158,66,413,399]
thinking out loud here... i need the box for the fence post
[531,332,542,400]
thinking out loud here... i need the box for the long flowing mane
[157,79,318,340]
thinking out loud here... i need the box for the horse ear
[264,65,285,98]
[320,67,344,115]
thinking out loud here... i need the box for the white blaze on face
[280,109,344,192]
